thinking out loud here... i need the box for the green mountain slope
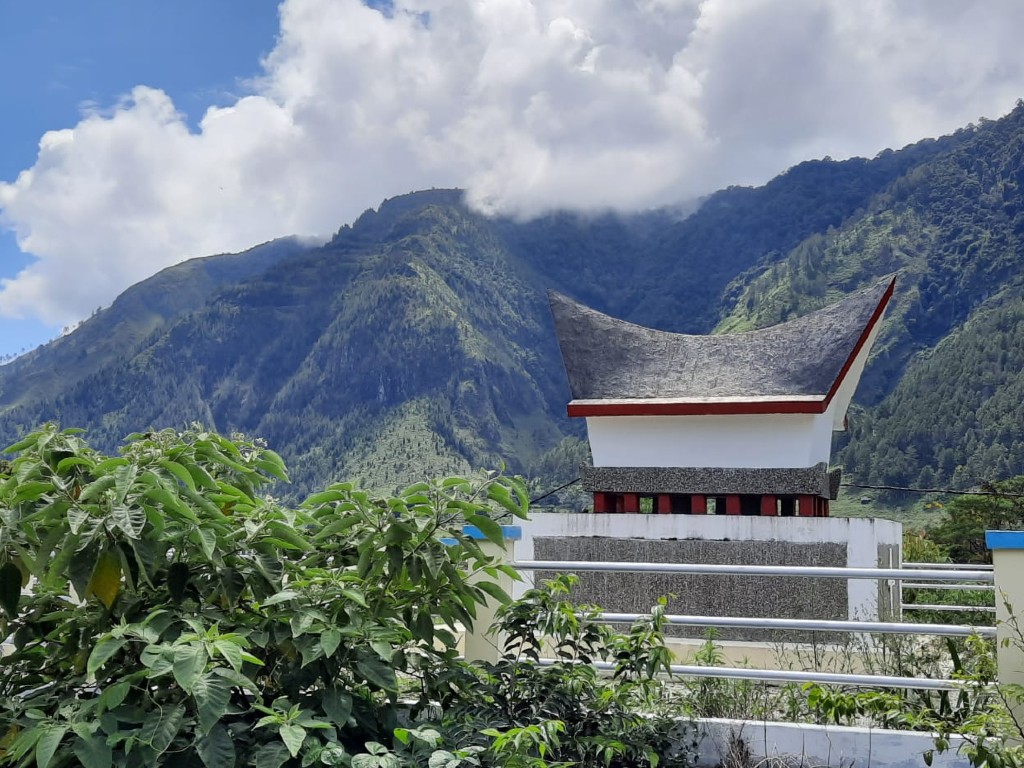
[2,105,1024,497]
[720,104,1024,490]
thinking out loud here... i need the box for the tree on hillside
[926,477,1024,563]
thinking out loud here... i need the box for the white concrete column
[986,530,1024,726]
[462,524,521,664]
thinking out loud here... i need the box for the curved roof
[550,276,896,417]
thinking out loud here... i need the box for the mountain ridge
[2,106,1023,500]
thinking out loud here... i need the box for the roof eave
[567,397,827,417]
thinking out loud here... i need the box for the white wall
[585,412,835,469]
[697,718,966,768]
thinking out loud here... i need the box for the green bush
[0,426,694,768]
[0,425,528,768]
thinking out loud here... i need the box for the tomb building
[550,276,896,518]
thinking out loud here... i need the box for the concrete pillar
[986,530,1024,726]
[657,494,672,514]
[725,495,741,515]
[690,495,707,515]
[462,524,522,664]
[760,495,778,516]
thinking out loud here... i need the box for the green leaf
[111,505,147,538]
[56,455,93,473]
[97,680,131,712]
[73,735,112,768]
[279,724,306,758]
[87,634,127,676]
[13,480,54,504]
[322,688,353,727]
[465,514,504,547]
[197,723,236,768]
[213,639,244,672]
[140,707,183,755]
[34,724,67,768]
[0,561,21,617]
[78,475,116,502]
[260,589,300,607]
[157,459,196,491]
[265,521,314,552]
[193,671,233,734]
[254,742,292,768]
[320,628,342,658]
[256,449,290,482]
[302,489,347,507]
[173,643,208,692]
[193,527,217,560]
[357,655,398,692]
[475,580,511,605]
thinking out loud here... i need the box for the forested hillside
[2,104,1023,499]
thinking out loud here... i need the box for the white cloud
[2,0,1022,325]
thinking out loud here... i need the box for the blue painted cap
[440,524,522,546]
[985,530,1024,550]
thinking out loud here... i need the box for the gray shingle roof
[550,276,895,403]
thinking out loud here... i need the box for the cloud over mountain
[2,0,1022,325]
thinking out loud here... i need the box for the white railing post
[986,530,1024,724]
[462,524,521,664]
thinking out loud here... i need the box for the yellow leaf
[0,724,18,758]
[85,551,121,609]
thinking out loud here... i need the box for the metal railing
[509,558,997,690]
[899,561,996,616]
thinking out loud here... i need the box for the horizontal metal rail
[512,560,995,582]
[901,583,995,591]
[595,612,996,638]
[902,604,997,614]
[902,562,993,570]
[538,659,973,691]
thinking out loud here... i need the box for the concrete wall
[517,514,903,641]
[696,718,966,768]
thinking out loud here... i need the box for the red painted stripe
[567,400,824,417]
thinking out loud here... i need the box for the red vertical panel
[623,493,640,514]
[725,495,741,515]
[798,495,816,517]
[760,495,778,516]
[690,495,707,515]
[593,492,609,514]
[657,495,672,514]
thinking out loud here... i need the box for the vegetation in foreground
[0,426,693,768]
[4,425,1024,768]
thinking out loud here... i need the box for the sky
[1,1,1023,359]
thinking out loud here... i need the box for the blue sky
[0,1,281,356]
[1,1,1022,361]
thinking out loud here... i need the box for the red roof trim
[567,400,826,417]
[821,276,896,409]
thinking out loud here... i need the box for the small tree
[927,478,1024,564]
[0,425,527,768]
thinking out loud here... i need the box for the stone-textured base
[515,514,902,643]
[581,463,840,499]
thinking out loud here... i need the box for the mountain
[2,104,1023,500]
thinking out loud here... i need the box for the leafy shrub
[0,425,528,768]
